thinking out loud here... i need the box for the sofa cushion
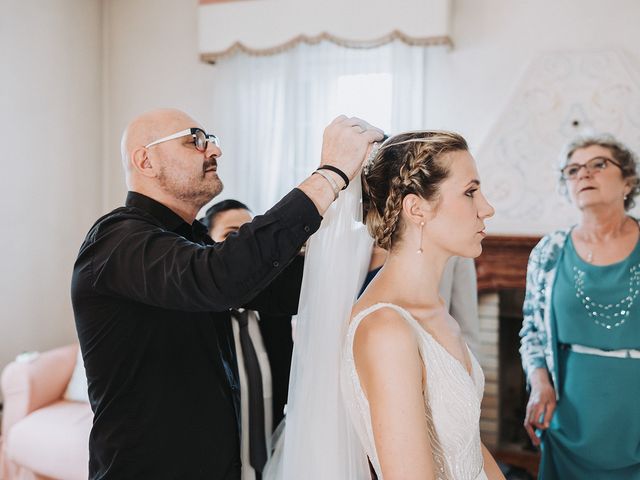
[6,400,91,480]
[63,348,89,403]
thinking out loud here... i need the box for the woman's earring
[417,221,425,254]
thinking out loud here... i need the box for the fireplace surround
[474,235,541,475]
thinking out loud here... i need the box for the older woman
[520,135,640,479]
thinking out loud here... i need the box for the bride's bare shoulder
[351,303,417,356]
[351,303,423,399]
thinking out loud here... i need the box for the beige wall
[102,0,216,210]
[0,0,103,378]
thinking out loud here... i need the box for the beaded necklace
[573,264,640,329]
[571,218,640,329]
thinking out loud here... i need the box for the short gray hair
[558,134,640,210]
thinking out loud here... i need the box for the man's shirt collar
[125,191,209,242]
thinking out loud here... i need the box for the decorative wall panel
[477,50,640,234]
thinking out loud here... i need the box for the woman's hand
[524,368,556,446]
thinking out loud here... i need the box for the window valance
[198,0,452,62]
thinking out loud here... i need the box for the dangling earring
[624,193,629,201]
[417,221,425,254]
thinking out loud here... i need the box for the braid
[377,174,405,249]
[401,149,432,188]
[362,130,468,250]
[377,147,437,248]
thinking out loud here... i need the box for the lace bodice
[340,303,488,480]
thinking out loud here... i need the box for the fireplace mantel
[475,235,541,292]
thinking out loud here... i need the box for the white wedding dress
[341,302,488,480]
[263,176,489,480]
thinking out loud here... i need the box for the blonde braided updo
[362,131,468,250]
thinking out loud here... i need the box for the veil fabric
[263,176,373,479]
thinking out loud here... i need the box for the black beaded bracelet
[316,165,349,190]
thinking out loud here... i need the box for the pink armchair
[0,344,91,480]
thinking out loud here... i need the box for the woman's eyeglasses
[560,156,622,180]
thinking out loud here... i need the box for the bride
[264,131,504,480]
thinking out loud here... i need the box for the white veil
[263,175,373,479]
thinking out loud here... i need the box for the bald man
[71,109,382,480]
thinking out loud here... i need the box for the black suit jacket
[254,254,304,427]
[71,190,319,480]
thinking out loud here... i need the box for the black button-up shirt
[71,189,320,480]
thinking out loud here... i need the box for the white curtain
[208,41,439,214]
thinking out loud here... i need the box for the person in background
[520,134,640,479]
[201,199,301,480]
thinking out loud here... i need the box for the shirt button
[273,261,280,267]
[304,225,310,233]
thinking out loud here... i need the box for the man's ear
[401,193,432,226]
[131,147,156,178]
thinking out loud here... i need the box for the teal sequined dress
[541,235,640,479]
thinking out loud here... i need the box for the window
[209,41,432,214]
[332,73,393,134]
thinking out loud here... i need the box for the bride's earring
[417,221,425,254]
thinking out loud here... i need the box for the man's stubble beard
[158,167,224,210]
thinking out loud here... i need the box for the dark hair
[559,134,640,210]
[362,131,468,250]
[199,199,251,229]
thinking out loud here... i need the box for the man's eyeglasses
[145,128,220,152]
[560,156,622,180]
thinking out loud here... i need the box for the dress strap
[349,302,423,336]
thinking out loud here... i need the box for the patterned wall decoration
[477,50,640,235]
